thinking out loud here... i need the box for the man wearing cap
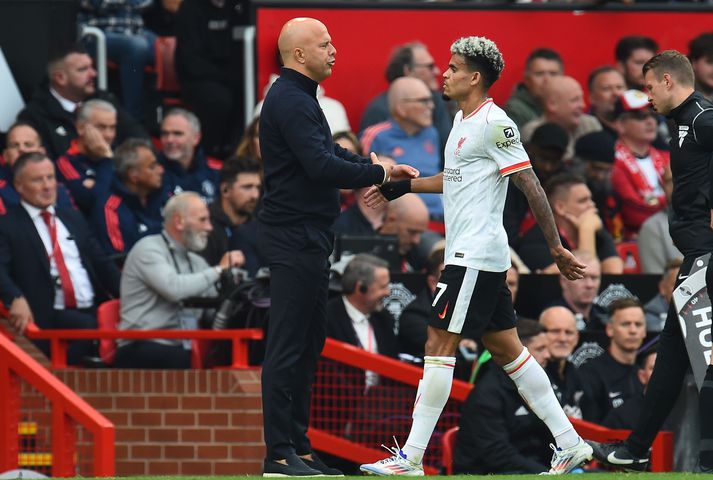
[575,131,621,241]
[611,89,670,238]
[504,122,568,245]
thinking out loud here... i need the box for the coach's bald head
[277,17,336,83]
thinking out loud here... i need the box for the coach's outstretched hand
[552,246,586,281]
[370,152,419,183]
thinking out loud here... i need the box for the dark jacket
[454,366,552,474]
[578,350,643,423]
[326,296,400,359]
[666,91,713,257]
[258,67,385,229]
[202,200,264,276]
[0,204,120,329]
[174,0,247,85]
[55,140,114,216]
[91,178,170,255]
[397,288,431,357]
[17,87,147,161]
[159,149,221,203]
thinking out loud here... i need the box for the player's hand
[8,296,32,334]
[551,246,586,281]
[363,185,388,208]
[369,152,419,182]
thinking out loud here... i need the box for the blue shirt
[361,120,443,218]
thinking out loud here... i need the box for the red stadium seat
[441,426,458,475]
[96,299,203,368]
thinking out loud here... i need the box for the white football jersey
[443,99,531,272]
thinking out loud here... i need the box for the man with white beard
[115,192,245,368]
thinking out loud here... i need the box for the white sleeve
[483,118,531,177]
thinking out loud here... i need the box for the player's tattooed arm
[511,168,585,280]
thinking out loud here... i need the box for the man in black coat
[0,153,120,364]
[257,17,417,477]
[17,45,147,161]
[327,254,400,362]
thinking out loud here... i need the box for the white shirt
[22,202,95,309]
[443,99,531,272]
[50,88,80,114]
[636,154,665,196]
[342,296,379,388]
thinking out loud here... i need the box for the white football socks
[503,347,579,449]
[403,356,455,463]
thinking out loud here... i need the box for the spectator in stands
[379,193,429,272]
[574,131,621,241]
[587,66,627,143]
[142,0,182,36]
[0,123,74,215]
[326,254,399,372]
[611,90,669,238]
[17,45,147,161]
[0,152,120,363]
[504,122,568,246]
[115,191,245,368]
[92,138,167,256]
[521,76,602,163]
[202,155,263,276]
[638,164,681,274]
[175,0,249,157]
[361,77,442,219]
[55,99,116,216]
[547,251,607,331]
[507,264,520,302]
[453,319,554,474]
[517,173,623,274]
[332,155,395,237]
[579,298,646,423]
[78,1,156,122]
[539,306,588,419]
[359,42,451,157]
[504,48,564,129]
[602,348,660,430]
[689,32,713,102]
[644,258,681,332]
[235,116,261,163]
[159,108,221,203]
[615,36,658,90]
[398,247,444,357]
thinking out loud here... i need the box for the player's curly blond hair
[450,36,504,88]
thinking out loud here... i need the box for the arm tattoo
[511,169,562,250]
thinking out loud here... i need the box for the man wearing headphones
[116,191,244,368]
[326,254,400,371]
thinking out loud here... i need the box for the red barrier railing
[311,339,674,473]
[0,333,114,477]
[23,324,263,369]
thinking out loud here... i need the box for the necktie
[40,210,77,308]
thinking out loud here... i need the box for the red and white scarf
[614,141,667,204]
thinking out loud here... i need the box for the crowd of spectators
[1,6,711,473]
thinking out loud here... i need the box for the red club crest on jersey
[454,137,467,156]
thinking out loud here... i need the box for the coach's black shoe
[263,454,323,477]
[301,453,344,476]
[587,440,649,472]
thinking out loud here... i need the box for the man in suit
[0,152,120,364]
[327,253,400,366]
[17,45,147,160]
